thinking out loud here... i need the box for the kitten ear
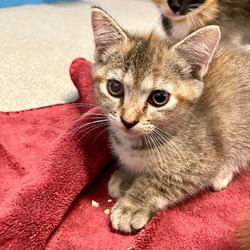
[91,7,127,57]
[173,25,221,78]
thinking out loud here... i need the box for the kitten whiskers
[155,127,202,170]
[153,129,189,174]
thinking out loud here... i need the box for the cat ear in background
[91,7,127,58]
[173,25,221,79]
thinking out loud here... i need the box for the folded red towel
[0,58,111,249]
[0,58,249,250]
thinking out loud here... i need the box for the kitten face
[91,8,219,141]
[92,42,201,139]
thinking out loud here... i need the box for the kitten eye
[107,79,124,98]
[148,90,170,107]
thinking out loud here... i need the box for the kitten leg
[110,173,210,233]
[210,167,234,191]
[108,168,135,199]
[110,175,174,233]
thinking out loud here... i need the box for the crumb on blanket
[104,209,110,215]
[91,200,99,207]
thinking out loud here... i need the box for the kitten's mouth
[119,127,143,138]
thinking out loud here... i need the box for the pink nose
[120,117,139,129]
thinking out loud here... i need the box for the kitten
[151,0,250,44]
[91,7,250,233]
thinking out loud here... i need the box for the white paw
[110,198,150,233]
[210,171,234,191]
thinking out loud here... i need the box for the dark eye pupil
[111,81,121,92]
[107,79,124,97]
[154,92,166,103]
[149,90,170,107]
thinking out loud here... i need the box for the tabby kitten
[91,7,250,233]
[151,0,250,44]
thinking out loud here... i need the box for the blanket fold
[0,58,249,250]
[0,60,112,249]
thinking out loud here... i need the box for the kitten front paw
[108,169,134,199]
[210,168,234,191]
[110,197,152,233]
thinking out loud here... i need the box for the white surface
[0,0,160,111]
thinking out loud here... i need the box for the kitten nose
[168,0,180,13]
[120,117,139,129]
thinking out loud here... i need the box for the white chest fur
[110,134,164,175]
[116,145,151,172]
[171,19,193,42]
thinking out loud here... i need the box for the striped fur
[91,7,250,233]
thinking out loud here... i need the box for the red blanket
[0,58,249,250]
